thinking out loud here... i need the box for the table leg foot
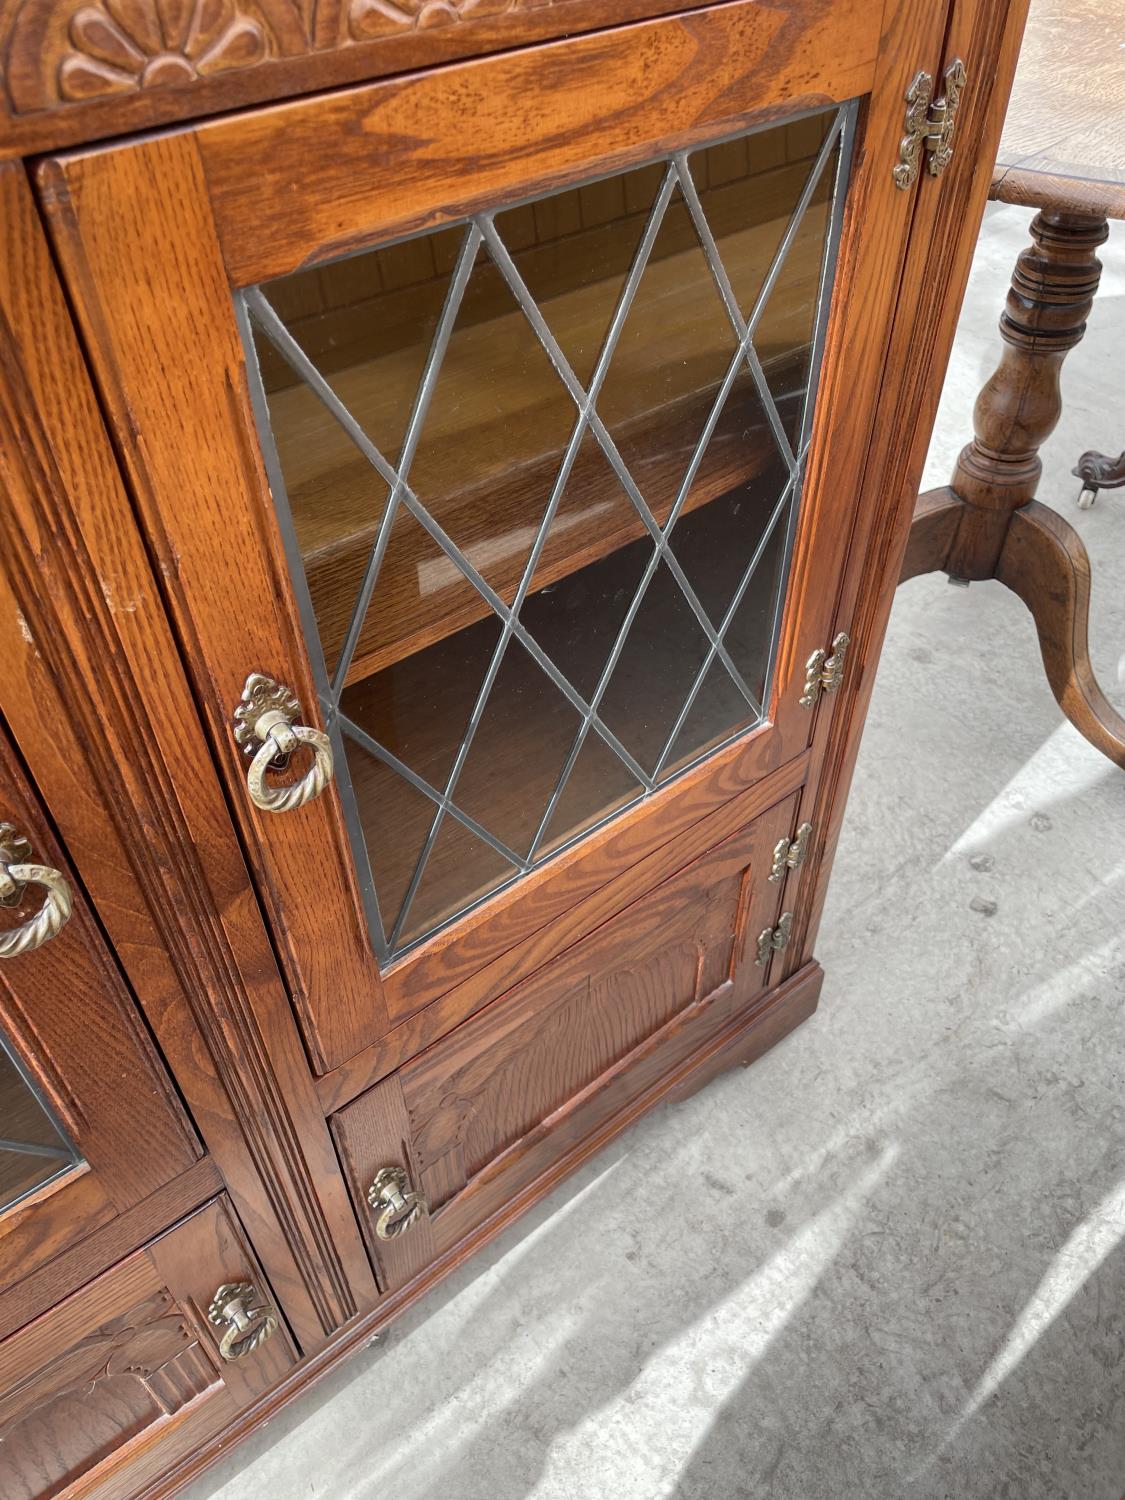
[1073,448,1125,508]
[995,500,1125,766]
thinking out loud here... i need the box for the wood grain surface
[196,0,879,286]
[0,161,376,1348]
[40,131,394,1075]
[334,795,795,1289]
[0,1159,222,1342]
[318,750,809,1111]
[0,0,715,159]
[0,714,198,1296]
[6,0,1032,1492]
[995,500,1125,764]
[992,0,1125,218]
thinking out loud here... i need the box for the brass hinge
[755,911,793,967]
[798,632,849,709]
[768,822,813,883]
[893,58,967,189]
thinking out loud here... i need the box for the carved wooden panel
[0,0,719,154]
[334,796,796,1290]
[3,0,525,114]
[0,1197,295,1500]
[0,1289,219,1499]
[404,869,743,1195]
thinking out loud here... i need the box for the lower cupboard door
[333,794,799,1293]
[0,1197,296,1500]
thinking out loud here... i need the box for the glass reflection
[0,1030,80,1213]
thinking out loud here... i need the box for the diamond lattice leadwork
[243,106,853,957]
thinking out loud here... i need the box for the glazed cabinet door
[41,0,951,1075]
[0,717,199,1294]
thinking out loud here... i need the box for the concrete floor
[188,204,1125,1500]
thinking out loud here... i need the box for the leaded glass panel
[243,103,856,959]
[0,1028,80,1213]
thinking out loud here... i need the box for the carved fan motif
[2,0,538,112]
[349,0,517,41]
[59,0,268,99]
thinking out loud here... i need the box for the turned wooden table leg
[902,208,1125,767]
[945,209,1106,579]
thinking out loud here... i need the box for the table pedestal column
[901,208,1125,767]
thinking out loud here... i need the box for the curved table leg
[899,487,964,583]
[995,500,1125,766]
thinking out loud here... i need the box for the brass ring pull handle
[0,824,73,960]
[207,1281,278,1362]
[246,722,332,813]
[367,1165,427,1242]
[233,673,333,814]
